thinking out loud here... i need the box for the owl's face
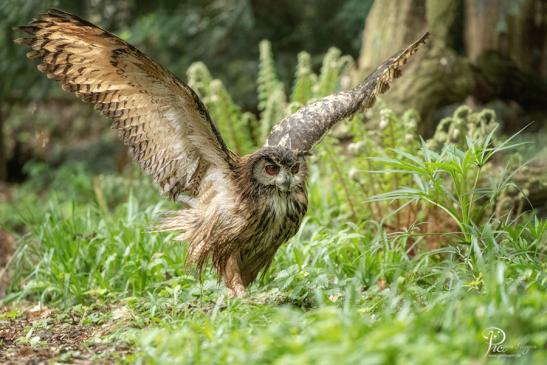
[250,148,307,192]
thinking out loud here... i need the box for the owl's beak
[278,174,291,191]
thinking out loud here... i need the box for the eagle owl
[16,10,428,297]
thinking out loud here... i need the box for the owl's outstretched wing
[265,32,429,152]
[15,9,236,200]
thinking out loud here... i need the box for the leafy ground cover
[0,124,545,363]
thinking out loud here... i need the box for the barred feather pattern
[160,150,308,284]
[15,9,236,201]
[265,32,430,152]
[230,155,308,284]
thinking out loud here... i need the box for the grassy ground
[0,142,545,364]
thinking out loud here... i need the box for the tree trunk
[358,0,427,72]
[465,0,546,77]
[357,0,473,136]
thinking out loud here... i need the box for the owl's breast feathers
[158,162,307,282]
[238,187,308,281]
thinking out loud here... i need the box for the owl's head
[246,147,307,192]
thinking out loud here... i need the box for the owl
[16,9,428,297]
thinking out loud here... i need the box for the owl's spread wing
[15,9,236,200]
[265,32,430,152]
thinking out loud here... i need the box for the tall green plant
[365,126,525,244]
[187,62,257,154]
[257,40,287,141]
[315,47,353,98]
[290,51,316,105]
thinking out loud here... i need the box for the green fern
[187,62,256,154]
[259,88,287,143]
[186,41,357,150]
[186,62,214,97]
[241,111,260,149]
[315,48,354,98]
[290,51,316,105]
[209,80,256,154]
[257,40,288,140]
[428,106,499,151]
[257,40,286,111]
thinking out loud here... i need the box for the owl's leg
[224,253,246,298]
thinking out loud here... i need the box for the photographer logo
[483,327,535,358]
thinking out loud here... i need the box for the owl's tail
[153,209,227,281]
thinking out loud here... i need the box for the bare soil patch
[0,304,131,364]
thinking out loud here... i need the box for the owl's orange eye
[291,163,300,174]
[265,164,280,176]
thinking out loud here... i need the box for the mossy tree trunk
[357,0,547,136]
[465,0,547,133]
[358,0,427,72]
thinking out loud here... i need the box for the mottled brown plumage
[266,32,430,151]
[15,9,427,297]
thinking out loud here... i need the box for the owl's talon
[228,285,246,298]
[225,254,247,298]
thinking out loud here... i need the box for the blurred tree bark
[465,0,546,76]
[357,0,427,71]
[357,0,547,136]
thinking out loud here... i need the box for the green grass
[1,135,546,364]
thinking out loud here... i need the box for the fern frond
[209,79,256,154]
[315,48,354,98]
[260,88,287,143]
[428,106,499,151]
[291,51,316,105]
[187,62,214,97]
[257,40,286,111]
[187,62,256,154]
[316,48,341,97]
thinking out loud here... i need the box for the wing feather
[15,9,236,200]
[265,32,430,152]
